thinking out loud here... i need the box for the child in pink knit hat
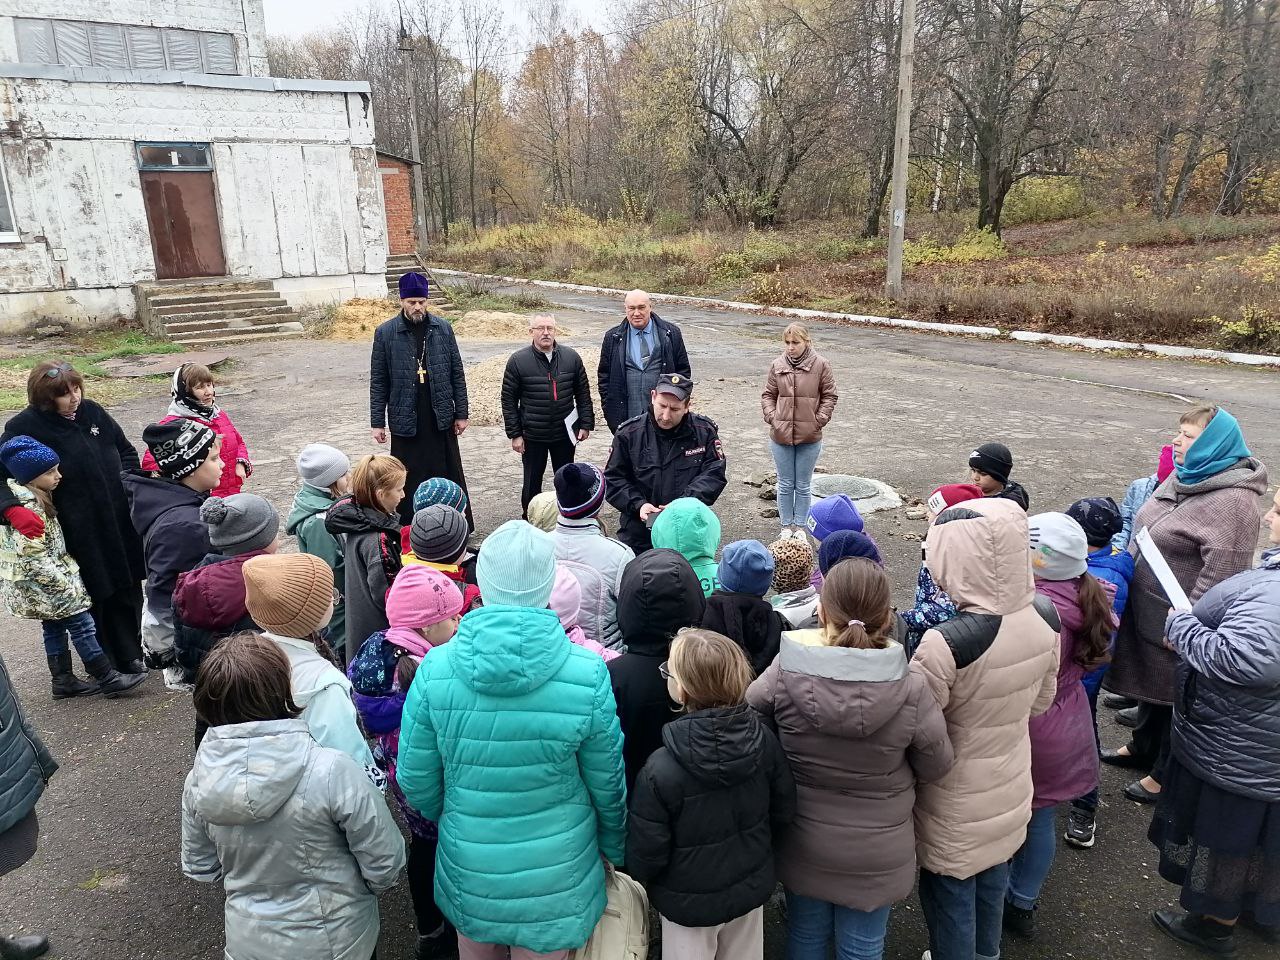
[550,566,619,662]
[346,564,463,957]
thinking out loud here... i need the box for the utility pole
[399,16,429,261]
[885,0,918,300]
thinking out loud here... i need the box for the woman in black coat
[0,362,147,673]
[0,651,58,959]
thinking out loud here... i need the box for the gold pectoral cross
[417,364,426,384]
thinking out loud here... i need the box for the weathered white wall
[2,1,269,75]
[0,73,388,330]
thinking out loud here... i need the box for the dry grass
[436,208,1280,351]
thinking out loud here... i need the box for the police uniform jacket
[604,410,727,553]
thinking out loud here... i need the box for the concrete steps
[385,256,452,308]
[134,278,307,346]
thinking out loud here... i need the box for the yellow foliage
[904,228,1008,266]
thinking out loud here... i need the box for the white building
[0,1,389,332]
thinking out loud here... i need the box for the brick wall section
[379,154,417,255]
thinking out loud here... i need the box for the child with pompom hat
[347,565,463,958]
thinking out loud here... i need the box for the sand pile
[466,347,602,428]
[453,311,572,340]
[326,298,397,340]
[324,303,571,343]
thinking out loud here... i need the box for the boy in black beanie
[968,442,1031,511]
[121,420,224,690]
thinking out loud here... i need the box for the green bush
[1003,178,1094,226]
[904,227,1008,266]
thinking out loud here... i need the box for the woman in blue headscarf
[1103,405,1268,804]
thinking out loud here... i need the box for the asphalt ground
[2,285,1277,959]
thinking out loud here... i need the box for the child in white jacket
[0,436,144,700]
[182,630,405,960]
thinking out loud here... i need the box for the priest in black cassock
[369,272,473,528]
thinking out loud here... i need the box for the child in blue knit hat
[701,540,786,675]
[0,436,145,701]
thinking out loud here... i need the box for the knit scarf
[786,346,813,368]
[168,363,219,421]
[1175,408,1251,486]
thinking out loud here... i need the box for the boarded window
[163,30,203,72]
[201,33,237,75]
[51,21,93,66]
[125,25,167,69]
[12,18,238,74]
[87,23,129,69]
[0,155,17,239]
[14,19,57,65]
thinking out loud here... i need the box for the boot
[1003,901,1037,939]
[122,658,148,676]
[84,655,146,698]
[47,654,99,699]
[0,934,50,960]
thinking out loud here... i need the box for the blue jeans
[1007,805,1058,910]
[770,440,823,527]
[919,863,1008,960]
[785,891,890,960]
[41,611,103,662]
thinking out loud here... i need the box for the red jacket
[141,411,250,499]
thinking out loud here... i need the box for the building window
[136,143,214,172]
[0,154,18,242]
[14,19,238,75]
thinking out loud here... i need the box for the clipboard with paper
[1135,527,1193,611]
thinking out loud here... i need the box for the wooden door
[140,170,226,279]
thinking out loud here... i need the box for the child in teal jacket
[651,497,722,597]
[286,444,351,658]
[397,520,628,955]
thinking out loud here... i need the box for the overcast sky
[262,0,608,42]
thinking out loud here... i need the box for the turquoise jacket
[397,604,628,952]
[651,497,721,597]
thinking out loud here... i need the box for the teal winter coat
[397,604,628,952]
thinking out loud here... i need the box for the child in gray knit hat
[287,444,352,657]
[172,495,281,699]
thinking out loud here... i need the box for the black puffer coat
[627,703,796,926]
[603,410,727,553]
[701,590,785,676]
[0,400,145,599]
[1166,549,1280,802]
[608,549,707,792]
[370,312,469,436]
[500,344,594,443]
[0,652,58,837]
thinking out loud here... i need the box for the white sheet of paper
[1135,527,1193,611]
[564,406,579,447]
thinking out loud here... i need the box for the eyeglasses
[658,661,671,681]
[42,363,73,379]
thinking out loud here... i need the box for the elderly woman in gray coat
[1146,484,1280,956]
[181,632,405,960]
[0,652,58,960]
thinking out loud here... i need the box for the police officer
[604,373,727,553]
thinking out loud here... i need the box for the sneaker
[1153,908,1238,956]
[1003,901,1036,939]
[162,666,194,692]
[1064,807,1096,849]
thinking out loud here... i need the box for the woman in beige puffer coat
[761,323,838,539]
[911,497,1060,960]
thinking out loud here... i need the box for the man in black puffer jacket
[626,629,796,953]
[500,316,594,514]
